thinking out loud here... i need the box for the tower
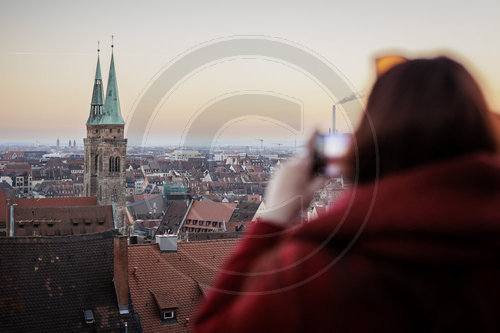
[84,40,127,232]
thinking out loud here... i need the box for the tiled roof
[0,192,97,224]
[0,231,140,332]
[127,194,166,219]
[128,239,238,332]
[156,200,191,235]
[11,205,115,236]
[229,201,260,223]
[186,201,236,223]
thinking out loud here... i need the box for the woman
[194,57,500,332]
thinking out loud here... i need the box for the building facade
[84,46,127,232]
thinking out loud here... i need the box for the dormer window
[152,291,178,325]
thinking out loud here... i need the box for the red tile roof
[12,205,114,236]
[128,239,238,332]
[0,193,97,224]
[186,201,236,223]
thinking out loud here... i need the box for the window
[115,156,120,172]
[109,156,114,172]
[186,219,191,225]
[192,220,197,225]
[19,224,24,229]
[33,223,39,228]
[94,155,99,172]
[162,311,175,320]
[212,221,217,227]
[48,223,53,228]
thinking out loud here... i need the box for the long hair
[344,56,497,183]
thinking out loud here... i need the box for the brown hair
[344,56,498,183]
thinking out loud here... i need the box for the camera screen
[323,134,350,159]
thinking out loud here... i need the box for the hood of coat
[293,153,500,264]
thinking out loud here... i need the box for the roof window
[84,309,95,324]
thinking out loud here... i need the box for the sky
[1,0,499,147]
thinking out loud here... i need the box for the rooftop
[128,238,238,332]
[0,231,140,332]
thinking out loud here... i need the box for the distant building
[10,204,115,236]
[0,190,118,236]
[84,46,127,233]
[180,201,236,234]
[3,162,32,195]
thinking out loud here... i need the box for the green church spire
[86,43,104,125]
[101,36,125,125]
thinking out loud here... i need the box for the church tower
[84,40,127,232]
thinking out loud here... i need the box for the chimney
[113,236,129,314]
[332,104,337,134]
[156,234,178,252]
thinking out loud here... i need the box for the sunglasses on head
[375,55,408,77]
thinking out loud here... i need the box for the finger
[306,129,319,154]
[308,175,328,194]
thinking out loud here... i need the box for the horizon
[1,0,500,145]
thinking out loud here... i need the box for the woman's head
[344,56,498,183]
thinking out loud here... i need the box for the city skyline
[1,0,500,145]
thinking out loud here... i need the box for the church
[83,42,127,233]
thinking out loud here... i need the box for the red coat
[194,154,500,332]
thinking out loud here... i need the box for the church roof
[101,52,125,125]
[86,47,125,126]
[86,54,104,125]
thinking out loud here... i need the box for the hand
[260,132,327,227]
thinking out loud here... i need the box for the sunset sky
[1,0,499,146]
